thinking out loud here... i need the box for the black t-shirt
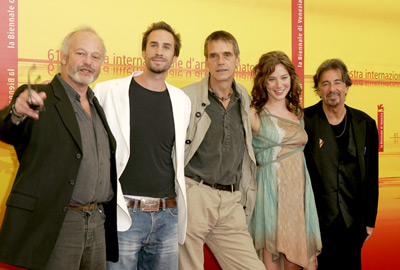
[119,78,176,198]
[331,110,351,155]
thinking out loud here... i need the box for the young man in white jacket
[94,21,191,270]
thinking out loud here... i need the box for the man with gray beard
[0,27,118,270]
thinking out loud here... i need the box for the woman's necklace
[335,112,347,138]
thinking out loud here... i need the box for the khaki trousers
[179,178,265,270]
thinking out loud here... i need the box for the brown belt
[68,203,98,212]
[127,197,177,210]
[202,181,236,192]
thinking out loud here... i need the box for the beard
[146,57,172,74]
[68,65,99,86]
[325,92,343,106]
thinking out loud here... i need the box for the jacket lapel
[350,108,366,181]
[52,77,82,151]
[311,112,323,177]
[311,104,340,177]
[166,82,181,162]
[116,79,131,154]
[94,96,116,152]
[183,75,211,165]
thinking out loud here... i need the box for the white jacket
[93,71,191,244]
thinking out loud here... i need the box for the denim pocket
[167,206,178,217]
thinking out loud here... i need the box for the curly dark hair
[251,51,303,117]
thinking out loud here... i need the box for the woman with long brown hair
[248,51,321,270]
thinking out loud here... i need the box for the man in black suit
[0,27,118,270]
[304,59,378,270]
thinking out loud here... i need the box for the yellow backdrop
[0,1,399,269]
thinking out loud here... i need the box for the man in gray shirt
[0,27,118,270]
[179,31,264,270]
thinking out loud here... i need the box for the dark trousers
[43,205,106,270]
[318,214,365,270]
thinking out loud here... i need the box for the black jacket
[0,76,118,269]
[304,101,379,229]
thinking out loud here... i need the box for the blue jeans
[107,201,178,270]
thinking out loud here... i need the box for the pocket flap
[6,192,37,211]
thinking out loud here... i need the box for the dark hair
[203,30,240,58]
[313,58,352,93]
[251,51,302,117]
[142,21,181,57]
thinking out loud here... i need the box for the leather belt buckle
[140,198,160,211]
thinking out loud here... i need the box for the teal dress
[249,108,322,269]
